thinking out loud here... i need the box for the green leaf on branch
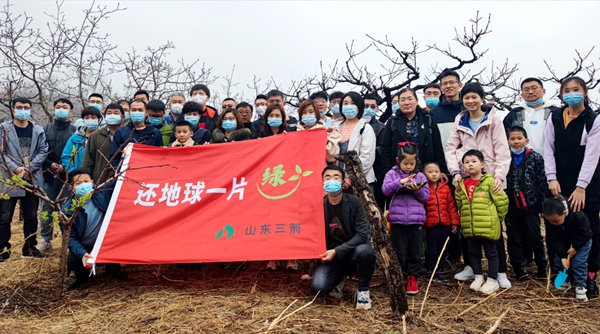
[288,175,299,181]
[295,165,302,174]
[302,171,313,177]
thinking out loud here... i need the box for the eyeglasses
[441,80,459,86]
[522,86,541,93]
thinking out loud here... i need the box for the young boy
[505,126,549,281]
[455,149,509,295]
[62,106,103,173]
[543,196,592,302]
[171,121,196,147]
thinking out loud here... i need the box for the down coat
[424,182,460,228]
[381,166,429,225]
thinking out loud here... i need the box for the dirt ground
[1,220,599,334]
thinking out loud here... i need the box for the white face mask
[170,103,183,115]
[191,95,206,105]
[256,105,267,117]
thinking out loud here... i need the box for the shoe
[66,278,83,290]
[575,287,589,302]
[406,275,418,295]
[586,273,599,299]
[286,260,298,271]
[0,248,10,263]
[21,248,44,259]
[454,266,475,281]
[356,289,372,310]
[536,267,548,281]
[425,271,433,280]
[514,268,529,282]
[556,281,571,292]
[470,275,485,292]
[266,260,278,271]
[329,278,345,299]
[497,272,511,289]
[479,277,500,295]
[434,273,448,283]
[521,258,535,268]
[36,239,52,252]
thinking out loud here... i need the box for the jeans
[467,237,499,279]
[506,213,547,271]
[0,192,39,251]
[582,198,600,273]
[425,225,451,272]
[311,244,376,297]
[39,179,68,241]
[554,239,592,288]
[390,224,423,276]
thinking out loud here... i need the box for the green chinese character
[261,164,287,187]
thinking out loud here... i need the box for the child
[505,126,549,281]
[382,143,429,295]
[455,149,509,295]
[171,121,196,147]
[423,162,460,282]
[543,196,592,302]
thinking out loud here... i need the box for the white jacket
[339,118,377,183]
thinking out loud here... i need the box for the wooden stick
[455,288,508,319]
[402,314,407,334]
[268,299,297,331]
[267,294,318,331]
[545,261,551,294]
[485,308,509,334]
[419,236,450,318]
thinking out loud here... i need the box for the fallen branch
[485,308,509,334]
[455,288,508,320]
[419,236,450,318]
[266,294,318,332]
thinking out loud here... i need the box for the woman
[297,99,341,164]
[545,76,600,299]
[211,109,251,143]
[259,104,289,138]
[381,88,447,176]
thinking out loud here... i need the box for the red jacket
[424,182,460,228]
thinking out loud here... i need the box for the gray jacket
[0,120,49,197]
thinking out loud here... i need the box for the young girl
[455,149,509,295]
[382,143,429,295]
[423,162,460,282]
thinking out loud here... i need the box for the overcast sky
[11,1,600,107]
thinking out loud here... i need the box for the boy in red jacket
[423,162,460,282]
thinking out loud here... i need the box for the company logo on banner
[91,130,328,264]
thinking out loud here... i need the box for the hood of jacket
[297,119,326,131]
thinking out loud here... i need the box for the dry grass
[1,218,599,334]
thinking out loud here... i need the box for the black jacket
[323,193,371,261]
[211,128,251,143]
[43,120,76,182]
[545,198,593,259]
[110,122,164,170]
[506,149,550,214]
[168,124,211,145]
[429,94,464,124]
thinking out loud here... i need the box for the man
[147,99,172,146]
[189,84,218,133]
[311,166,376,310]
[221,98,236,112]
[118,100,131,126]
[329,91,345,122]
[236,102,254,130]
[38,98,76,252]
[168,101,211,145]
[82,104,125,184]
[133,89,150,104]
[423,83,442,113]
[309,91,329,119]
[429,70,464,146]
[165,93,185,126]
[251,95,269,138]
[75,93,105,127]
[266,89,297,131]
[363,93,387,210]
[0,97,49,262]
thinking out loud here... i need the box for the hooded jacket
[211,128,252,143]
[297,120,341,163]
[61,126,88,173]
[337,118,377,183]
[545,196,593,259]
[154,122,173,146]
[429,94,464,149]
[43,120,76,182]
[424,181,460,228]
[502,101,560,156]
[382,166,429,225]
[506,148,550,214]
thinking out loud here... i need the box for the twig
[485,308,509,334]
[266,294,318,331]
[546,263,551,294]
[267,299,298,331]
[402,314,407,334]
[455,288,508,319]
[419,236,450,318]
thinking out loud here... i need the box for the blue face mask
[123,112,130,121]
[342,105,358,119]
[425,97,440,108]
[364,108,377,118]
[75,183,94,197]
[130,112,146,124]
[268,118,283,128]
[54,109,70,121]
[563,92,584,107]
[222,120,237,132]
[331,104,340,115]
[301,115,317,127]
[324,180,342,195]
[83,119,99,130]
[320,111,328,118]
[90,103,102,111]
[148,117,163,127]
[184,115,199,127]
[15,109,31,121]
[525,97,544,108]
[105,114,122,125]
[510,147,525,155]
[391,103,399,115]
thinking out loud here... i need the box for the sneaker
[556,281,571,292]
[329,278,345,299]
[66,278,83,290]
[434,273,448,283]
[286,260,298,271]
[425,271,433,280]
[586,273,599,299]
[536,267,548,281]
[406,275,418,295]
[36,239,52,252]
[266,260,278,271]
[575,287,589,302]
[497,272,511,289]
[0,248,10,263]
[514,268,529,282]
[454,266,475,281]
[470,275,485,292]
[356,289,372,310]
[480,277,500,295]
[21,248,44,259]
[521,258,535,268]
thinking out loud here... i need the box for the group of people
[0,69,598,310]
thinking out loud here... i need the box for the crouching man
[311,166,377,310]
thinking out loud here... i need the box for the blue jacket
[110,122,164,169]
[61,127,87,173]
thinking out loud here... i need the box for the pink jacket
[445,106,511,182]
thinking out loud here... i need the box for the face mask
[130,111,146,124]
[54,109,70,120]
[75,183,94,197]
[222,120,237,132]
[267,118,283,128]
[256,105,267,117]
[90,103,102,111]
[320,110,328,118]
[14,109,31,121]
[563,92,584,107]
[123,112,130,121]
[342,105,358,119]
[184,115,199,127]
[105,115,122,125]
[364,108,377,118]
[170,103,183,115]
[324,180,342,195]
[83,119,99,131]
[425,97,440,108]
[148,117,163,127]
[510,147,525,155]
[191,95,206,105]
[391,103,399,115]
[331,104,340,115]
[301,115,317,127]
[525,97,544,108]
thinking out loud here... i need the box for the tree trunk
[54,220,72,299]
[338,151,408,317]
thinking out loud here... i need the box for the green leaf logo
[216,224,235,240]
[258,164,314,200]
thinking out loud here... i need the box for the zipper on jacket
[435,188,442,224]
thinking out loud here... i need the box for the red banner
[90,130,327,264]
